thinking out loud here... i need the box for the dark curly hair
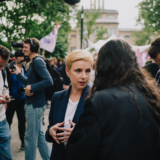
[148,36,160,59]
[89,39,160,128]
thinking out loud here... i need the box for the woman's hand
[49,121,65,144]
[56,120,76,143]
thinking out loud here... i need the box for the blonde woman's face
[66,60,92,90]
[50,60,54,65]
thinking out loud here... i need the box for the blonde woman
[45,50,93,160]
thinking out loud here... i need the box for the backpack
[1,68,8,89]
[32,56,62,100]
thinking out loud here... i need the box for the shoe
[20,143,25,150]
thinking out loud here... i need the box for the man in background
[6,49,27,150]
[11,38,52,160]
[148,36,160,84]
[0,45,13,160]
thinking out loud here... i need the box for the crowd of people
[0,36,160,160]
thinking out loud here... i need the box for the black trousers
[6,98,26,144]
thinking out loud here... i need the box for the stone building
[68,0,141,52]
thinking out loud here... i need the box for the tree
[137,0,160,31]
[95,26,108,41]
[132,0,160,45]
[0,0,76,58]
[76,9,100,42]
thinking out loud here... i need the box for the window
[125,35,130,38]
[108,15,115,19]
[71,35,76,37]
[108,28,114,35]
[71,47,76,52]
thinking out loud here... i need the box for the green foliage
[0,0,76,58]
[133,0,160,45]
[76,9,100,41]
[95,26,108,41]
[131,29,151,46]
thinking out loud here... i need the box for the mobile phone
[5,97,9,100]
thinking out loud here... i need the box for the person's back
[92,84,159,160]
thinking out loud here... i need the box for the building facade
[68,2,141,52]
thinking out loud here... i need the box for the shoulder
[33,56,45,66]
[88,83,144,110]
[51,89,68,101]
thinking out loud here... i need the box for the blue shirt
[11,68,27,99]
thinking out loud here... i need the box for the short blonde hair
[66,50,93,70]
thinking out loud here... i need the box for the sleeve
[65,98,101,160]
[45,94,57,143]
[17,73,28,85]
[2,72,9,96]
[31,58,53,93]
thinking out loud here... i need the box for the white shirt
[64,98,79,145]
[0,70,9,122]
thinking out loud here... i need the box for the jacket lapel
[57,86,71,123]
[72,85,90,123]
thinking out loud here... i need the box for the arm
[17,73,28,85]
[10,65,28,85]
[65,98,101,160]
[31,58,53,93]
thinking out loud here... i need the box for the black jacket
[45,85,90,160]
[65,83,160,160]
[58,65,70,86]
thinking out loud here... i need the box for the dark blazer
[65,83,160,160]
[45,85,90,160]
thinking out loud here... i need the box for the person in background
[143,58,159,79]
[6,49,27,150]
[0,45,13,160]
[50,57,58,71]
[45,50,93,160]
[10,38,52,160]
[65,39,160,160]
[148,37,160,84]
[58,63,71,90]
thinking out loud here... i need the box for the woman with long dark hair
[65,39,160,160]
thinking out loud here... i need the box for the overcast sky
[77,0,143,29]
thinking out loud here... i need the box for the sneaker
[20,143,25,150]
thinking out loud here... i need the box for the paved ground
[10,106,52,160]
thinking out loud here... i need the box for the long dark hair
[90,39,160,127]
